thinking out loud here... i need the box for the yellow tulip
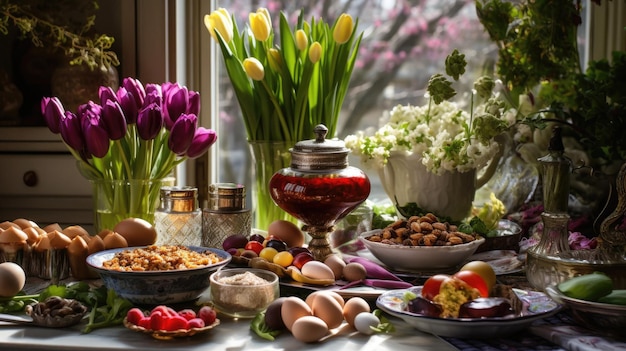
[309,42,322,64]
[243,58,265,81]
[249,8,272,42]
[295,29,308,51]
[268,48,283,71]
[204,8,233,43]
[333,13,354,44]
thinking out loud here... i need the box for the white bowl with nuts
[359,214,484,272]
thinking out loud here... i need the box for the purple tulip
[59,111,85,152]
[101,100,128,140]
[185,127,217,158]
[81,113,111,158]
[188,91,200,116]
[41,97,65,134]
[143,88,162,109]
[77,101,103,120]
[168,113,197,155]
[117,87,138,124]
[99,86,118,107]
[122,77,146,110]
[137,102,164,140]
[163,83,189,128]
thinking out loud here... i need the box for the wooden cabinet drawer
[0,154,91,196]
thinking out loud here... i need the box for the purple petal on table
[185,127,217,158]
[136,102,164,140]
[101,100,127,140]
[168,113,197,155]
[41,97,64,134]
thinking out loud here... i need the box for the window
[211,0,499,210]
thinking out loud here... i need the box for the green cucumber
[557,272,613,301]
[598,290,626,305]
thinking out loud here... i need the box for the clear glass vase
[248,141,298,231]
[91,178,171,233]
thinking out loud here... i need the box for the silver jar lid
[160,186,198,212]
[290,124,349,170]
[208,183,246,210]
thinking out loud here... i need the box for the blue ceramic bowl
[86,246,231,305]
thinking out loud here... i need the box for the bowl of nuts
[86,245,231,305]
[359,213,484,272]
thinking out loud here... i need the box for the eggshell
[12,218,38,229]
[63,225,90,239]
[301,261,335,281]
[47,230,71,249]
[0,221,20,230]
[22,227,42,246]
[342,297,371,328]
[308,292,344,329]
[280,296,312,331]
[342,262,367,282]
[267,220,304,248]
[323,254,346,280]
[87,235,106,254]
[0,262,26,297]
[42,223,62,233]
[0,226,28,244]
[68,236,98,280]
[291,316,329,343]
[34,234,51,251]
[102,231,128,249]
[113,218,157,246]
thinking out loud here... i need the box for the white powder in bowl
[217,271,269,285]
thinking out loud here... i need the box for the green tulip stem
[260,79,291,141]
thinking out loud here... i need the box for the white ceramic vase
[378,153,496,221]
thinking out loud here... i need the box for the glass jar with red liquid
[269,125,370,261]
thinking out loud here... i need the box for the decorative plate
[123,317,220,340]
[376,286,561,338]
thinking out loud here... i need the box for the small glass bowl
[209,268,279,319]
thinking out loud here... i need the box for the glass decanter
[269,125,371,261]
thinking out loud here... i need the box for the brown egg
[281,296,312,331]
[308,292,344,329]
[342,262,367,282]
[305,290,345,309]
[342,297,371,328]
[113,218,157,246]
[102,231,128,249]
[291,316,329,343]
[267,220,304,248]
[323,254,346,280]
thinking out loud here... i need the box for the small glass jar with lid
[154,186,202,246]
[202,183,252,248]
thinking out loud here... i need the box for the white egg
[0,262,26,298]
[301,261,335,280]
[353,312,380,335]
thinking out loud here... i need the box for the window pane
[215,0,498,214]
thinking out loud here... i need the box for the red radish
[177,309,196,321]
[126,308,145,325]
[198,306,217,325]
[187,318,205,329]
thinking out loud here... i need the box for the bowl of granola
[359,214,484,273]
[86,245,231,304]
